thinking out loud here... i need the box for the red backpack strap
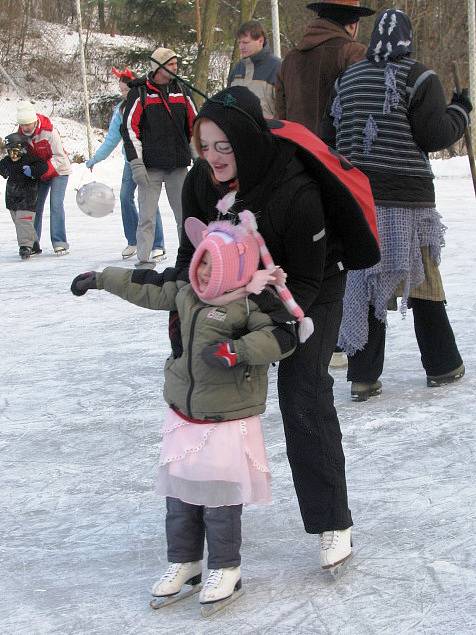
[269,120,379,270]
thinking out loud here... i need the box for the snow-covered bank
[0,110,475,634]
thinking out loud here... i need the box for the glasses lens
[215,141,233,155]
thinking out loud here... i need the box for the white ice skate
[199,566,244,617]
[151,247,167,262]
[54,246,69,256]
[122,245,137,259]
[319,528,352,578]
[149,561,202,609]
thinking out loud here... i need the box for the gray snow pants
[136,167,187,263]
[166,497,242,569]
[10,210,37,247]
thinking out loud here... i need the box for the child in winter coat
[0,132,47,259]
[71,204,312,614]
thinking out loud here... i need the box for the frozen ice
[0,106,475,633]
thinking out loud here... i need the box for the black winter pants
[347,300,463,382]
[166,497,242,569]
[278,298,353,534]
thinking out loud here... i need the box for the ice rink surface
[1,153,475,634]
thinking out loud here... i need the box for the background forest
[0,0,472,130]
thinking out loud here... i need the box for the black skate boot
[427,363,465,387]
[350,380,382,402]
[19,246,32,260]
[31,241,42,256]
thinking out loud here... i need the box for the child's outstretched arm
[202,297,297,369]
[71,267,183,311]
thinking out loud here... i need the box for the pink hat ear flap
[184,217,208,248]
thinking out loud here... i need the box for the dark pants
[347,300,463,382]
[278,298,353,534]
[165,497,242,569]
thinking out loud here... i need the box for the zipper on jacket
[186,306,202,417]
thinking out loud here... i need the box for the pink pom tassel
[216,192,237,215]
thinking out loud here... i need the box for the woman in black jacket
[174,85,375,570]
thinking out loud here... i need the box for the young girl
[71,205,312,615]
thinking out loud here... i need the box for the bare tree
[229,0,260,71]
[193,0,220,106]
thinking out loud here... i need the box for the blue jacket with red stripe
[121,74,197,170]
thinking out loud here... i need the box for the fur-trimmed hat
[150,47,178,73]
[16,101,37,125]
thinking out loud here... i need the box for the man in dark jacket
[122,47,197,268]
[275,0,374,135]
[228,20,281,119]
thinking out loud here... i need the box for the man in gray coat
[228,20,281,119]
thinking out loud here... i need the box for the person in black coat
[174,85,376,570]
[0,133,47,259]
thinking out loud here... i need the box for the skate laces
[320,531,339,550]
[204,569,223,589]
[161,562,183,582]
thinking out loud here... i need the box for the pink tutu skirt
[156,408,271,507]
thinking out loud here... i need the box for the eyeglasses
[199,141,234,155]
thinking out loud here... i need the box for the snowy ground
[0,125,475,633]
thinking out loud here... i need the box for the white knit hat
[150,47,178,73]
[16,102,37,125]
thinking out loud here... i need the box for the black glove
[201,340,238,369]
[451,89,473,115]
[71,272,97,296]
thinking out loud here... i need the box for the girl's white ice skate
[319,527,352,578]
[150,561,202,609]
[199,566,244,617]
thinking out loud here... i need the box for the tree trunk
[229,0,259,74]
[192,0,220,108]
[97,0,106,32]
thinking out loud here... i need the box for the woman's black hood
[195,86,278,195]
[367,8,413,67]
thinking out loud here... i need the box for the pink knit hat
[187,218,260,301]
[185,193,315,343]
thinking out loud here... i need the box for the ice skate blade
[200,587,244,617]
[150,583,201,610]
[350,386,382,402]
[134,261,156,270]
[427,365,465,387]
[323,553,352,579]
